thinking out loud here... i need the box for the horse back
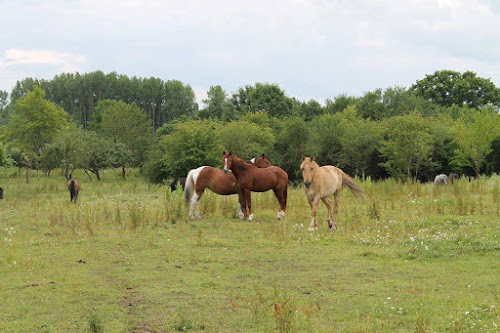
[199,167,238,195]
[317,166,342,196]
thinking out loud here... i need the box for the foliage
[150,120,222,181]
[218,120,275,158]
[97,100,153,165]
[0,142,14,167]
[410,70,500,109]
[275,117,311,181]
[7,86,69,156]
[451,107,500,176]
[380,112,434,179]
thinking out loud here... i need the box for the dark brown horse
[185,154,273,219]
[223,152,288,221]
[449,173,460,185]
[170,177,187,192]
[67,176,80,203]
[0,187,3,199]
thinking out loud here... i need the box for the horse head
[253,153,272,168]
[222,151,234,173]
[301,156,318,188]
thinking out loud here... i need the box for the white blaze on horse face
[224,158,228,172]
[250,157,256,163]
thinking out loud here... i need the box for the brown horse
[448,173,460,185]
[301,156,365,231]
[67,176,80,203]
[223,152,288,221]
[185,154,273,219]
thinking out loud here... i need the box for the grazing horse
[434,174,448,185]
[170,177,187,192]
[0,187,3,199]
[185,154,273,219]
[67,176,80,203]
[301,156,365,231]
[448,173,460,185]
[223,152,288,221]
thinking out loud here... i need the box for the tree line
[1,69,500,183]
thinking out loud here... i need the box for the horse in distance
[223,151,288,221]
[67,175,80,203]
[170,177,186,192]
[0,187,3,199]
[434,174,448,185]
[448,173,460,185]
[301,156,365,231]
[184,154,273,219]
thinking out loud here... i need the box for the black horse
[0,187,3,199]
[170,177,186,192]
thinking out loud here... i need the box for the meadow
[1,168,500,332]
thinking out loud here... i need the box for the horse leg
[245,189,254,221]
[273,188,286,219]
[331,191,340,231]
[237,191,246,220]
[321,197,333,229]
[190,190,203,219]
[308,195,321,231]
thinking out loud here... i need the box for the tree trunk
[83,169,93,181]
[122,166,126,179]
[25,167,29,184]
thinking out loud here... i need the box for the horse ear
[229,151,232,155]
[302,155,306,161]
[311,156,314,162]
[262,153,265,157]
[223,151,226,155]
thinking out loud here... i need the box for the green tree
[275,117,311,181]
[8,86,69,157]
[98,100,153,167]
[154,120,222,180]
[410,70,500,109]
[336,106,382,177]
[200,85,231,120]
[380,112,434,179]
[324,94,359,114]
[451,107,500,177]
[218,120,275,158]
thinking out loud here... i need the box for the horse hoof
[329,226,337,231]
[237,212,245,220]
[248,214,254,222]
[308,226,317,231]
[277,211,286,219]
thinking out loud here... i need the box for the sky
[1,0,500,106]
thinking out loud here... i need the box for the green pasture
[1,169,499,332]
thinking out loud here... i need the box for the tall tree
[200,85,230,120]
[451,107,500,177]
[98,100,153,166]
[379,112,434,179]
[8,86,69,157]
[410,70,500,109]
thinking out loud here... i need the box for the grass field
[1,168,500,332]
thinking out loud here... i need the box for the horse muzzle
[304,181,312,188]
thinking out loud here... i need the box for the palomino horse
[301,156,365,231]
[170,177,186,192]
[185,154,273,219]
[67,176,80,203]
[0,187,3,199]
[223,152,288,221]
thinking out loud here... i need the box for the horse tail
[341,171,365,199]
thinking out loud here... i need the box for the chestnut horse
[301,156,365,231]
[223,152,288,221]
[185,154,272,219]
[67,176,80,203]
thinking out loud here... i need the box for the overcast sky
[1,0,499,105]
